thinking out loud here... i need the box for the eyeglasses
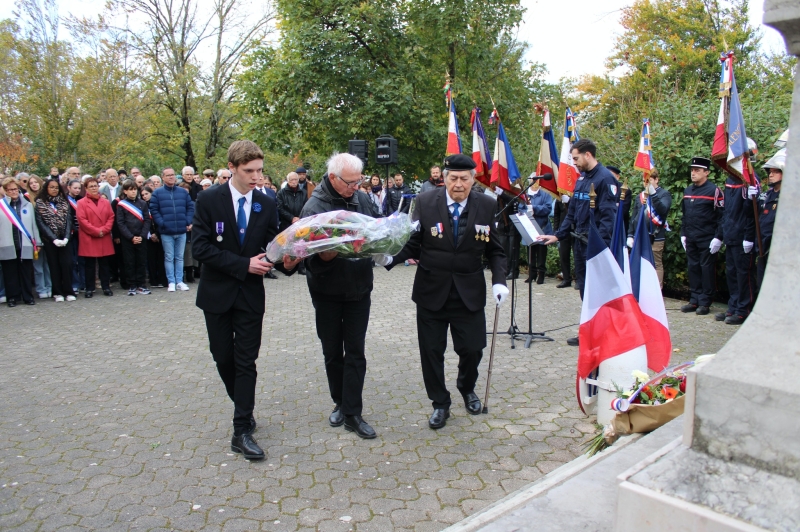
[5,187,19,192]
[337,175,363,188]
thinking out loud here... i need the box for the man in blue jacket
[150,167,195,292]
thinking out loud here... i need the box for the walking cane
[482,302,501,414]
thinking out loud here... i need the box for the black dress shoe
[264,271,278,279]
[463,392,482,415]
[85,291,94,298]
[696,306,710,315]
[505,271,518,280]
[103,289,113,296]
[7,299,16,308]
[25,299,35,305]
[428,408,450,429]
[231,433,265,460]
[329,405,344,427]
[343,415,376,439]
[524,277,533,284]
[567,336,579,346]
[536,271,545,284]
[680,303,698,313]
[556,280,571,288]
[725,314,745,325]
[715,312,729,322]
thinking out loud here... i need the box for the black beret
[443,154,476,171]
[690,157,711,170]
[605,165,621,175]
[296,167,308,174]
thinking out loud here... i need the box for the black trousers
[110,240,126,287]
[83,256,111,292]
[121,239,148,288]
[43,240,75,297]
[725,244,756,317]
[756,238,771,291]
[574,239,587,299]
[686,239,715,307]
[416,291,487,410]
[0,255,34,302]
[558,232,573,283]
[531,244,547,275]
[504,228,521,277]
[312,296,371,416]
[204,290,264,433]
[146,238,168,286]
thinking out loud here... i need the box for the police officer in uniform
[375,154,508,429]
[680,157,723,316]
[756,148,784,289]
[537,139,619,346]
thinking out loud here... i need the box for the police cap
[690,157,711,170]
[605,165,621,175]
[443,154,476,171]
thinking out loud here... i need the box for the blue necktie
[451,203,460,247]
[237,197,247,246]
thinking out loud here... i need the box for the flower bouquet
[266,210,414,262]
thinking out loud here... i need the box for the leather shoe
[536,272,545,285]
[463,392,482,415]
[696,306,710,315]
[680,303,698,313]
[556,280,571,288]
[725,314,745,325]
[25,299,35,305]
[566,336,579,346]
[103,289,113,296]
[343,415,376,439]
[329,405,344,427]
[428,408,450,429]
[7,299,16,308]
[715,312,729,322]
[85,291,93,298]
[231,432,265,460]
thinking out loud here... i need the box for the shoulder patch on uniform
[609,184,617,196]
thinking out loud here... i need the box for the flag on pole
[577,223,648,379]
[609,201,630,289]
[633,118,655,177]
[445,87,462,156]
[630,207,672,373]
[711,52,756,186]
[536,108,560,197]
[470,107,493,188]
[558,107,580,195]
[490,117,521,193]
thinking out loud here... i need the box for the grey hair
[182,166,195,174]
[217,168,229,177]
[16,172,30,180]
[442,168,476,179]
[326,152,363,177]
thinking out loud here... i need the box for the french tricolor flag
[470,107,492,188]
[490,122,521,193]
[633,118,655,176]
[630,207,672,373]
[446,92,462,155]
[557,107,580,195]
[536,109,560,197]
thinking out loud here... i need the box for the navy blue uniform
[681,180,723,307]
[555,163,619,297]
[756,186,780,288]
[721,176,756,318]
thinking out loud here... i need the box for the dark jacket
[150,184,195,235]
[390,188,506,312]
[192,183,294,314]
[300,177,379,302]
[628,187,672,241]
[34,197,73,243]
[188,180,203,201]
[276,185,308,230]
[555,163,619,244]
[386,183,413,214]
[681,180,723,242]
[116,198,151,241]
[758,187,780,249]
[720,176,756,245]
[529,188,554,235]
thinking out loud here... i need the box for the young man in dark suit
[376,154,509,429]
[192,140,300,460]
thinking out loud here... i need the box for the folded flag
[471,107,493,188]
[536,108,560,197]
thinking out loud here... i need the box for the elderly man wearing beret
[376,154,508,429]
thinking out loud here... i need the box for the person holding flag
[627,169,672,288]
[537,139,619,346]
[0,177,41,306]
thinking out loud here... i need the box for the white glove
[626,236,634,248]
[492,284,509,306]
[561,194,570,203]
[372,254,392,266]
[743,240,753,253]
[747,186,758,199]
[709,238,723,254]
[495,187,504,196]
[681,236,687,251]
[647,183,657,195]
[62,237,68,245]
[53,239,64,247]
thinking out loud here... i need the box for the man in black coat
[377,154,508,429]
[300,154,380,440]
[276,172,307,231]
[385,172,412,214]
[192,140,300,460]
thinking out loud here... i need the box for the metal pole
[482,303,501,414]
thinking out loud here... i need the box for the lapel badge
[431,226,439,237]
[253,202,262,213]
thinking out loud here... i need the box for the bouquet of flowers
[266,210,414,262]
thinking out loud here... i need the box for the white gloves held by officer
[492,284,509,306]
[373,254,392,266]
[709,238,723,254]
[561,195,570,203]
[743,241,754,254]
[747,186,759,199]
[681,236,687,251]
[626,237,634,249]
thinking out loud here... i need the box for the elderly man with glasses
[299,153,380,440]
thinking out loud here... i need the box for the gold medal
[475,233,480,240]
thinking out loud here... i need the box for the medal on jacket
[216,222,224,242]
[484,225,490,241]
[436,222,444,238]
[475,224,481,240]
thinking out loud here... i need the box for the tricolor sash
[0,198,37,248]
[639,192,667,229]
[117,199,144,221]
[67,195,78,210]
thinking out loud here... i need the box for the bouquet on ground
[266,210,414,262]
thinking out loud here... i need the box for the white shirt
[229,182,253,226]
[445,191,467,215]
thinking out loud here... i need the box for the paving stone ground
[0,266,737,531]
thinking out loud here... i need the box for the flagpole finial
[620,177,629,201]
[589,183,597,209]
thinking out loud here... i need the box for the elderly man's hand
[318,250,338,261]
[248,253,271,275]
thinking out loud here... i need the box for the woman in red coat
[77,177,115,297]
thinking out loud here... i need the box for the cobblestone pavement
[0,266,737,531]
